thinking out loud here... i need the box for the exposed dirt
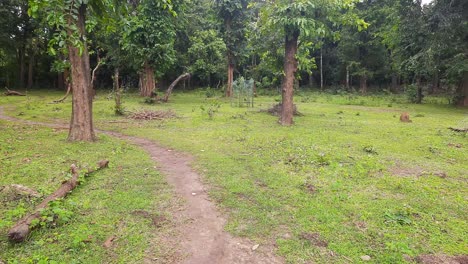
[0,106,283,264]
[299,232,328,248]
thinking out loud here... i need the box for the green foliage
[121,0,180,75]
[405,84,423,103]
[31,200,74,229]
[188,30,226,82]
[200,99,221,119]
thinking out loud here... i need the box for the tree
[28,0,177,141]
[215,0,248,97]
[122,0,179,97]
[260,0,366,125]
[426,0,468,106]
[187,30,226,87]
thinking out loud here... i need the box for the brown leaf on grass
[103,235,116,249]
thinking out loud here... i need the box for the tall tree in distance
[261,0,367,125]
[215,0,248,97]
[122,0,179,97]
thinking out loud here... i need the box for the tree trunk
[140,61,155,97]
[225,16,234,98]
[162,73,190,102]
[27,54,34,89]
[226,61,234,97]
[114,68,123,114]
[67,4,95,141]
[391,73,398,93]
[19,48,25,88]
[346,66,350,90]
[431,71,439,94]
[415,76,423,104]
[280,29,299,126]
[457,72,468,107]
[320,48,323,90]
[360,75,367,94]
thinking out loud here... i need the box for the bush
[405,84,424,103]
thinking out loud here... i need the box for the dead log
[448,127,468,133]
[7,160,109,242]
[162,73,190,102]
[4,88,26,96]
[52,82,71,103]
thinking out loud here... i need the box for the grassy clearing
[0,118,176,263]
[1,90,467,263]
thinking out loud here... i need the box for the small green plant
[315,152,330,166]
[144,97,156,104]
[205,87,216,98]
[405,84,424,103]
[31,200,74,228]
[200,100,221,119]
[384,210,412,225]
[363,145,378,154]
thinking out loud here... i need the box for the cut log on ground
[52,83,71,103]
[162,73,190,102]
[4,88,26,96]
[448,127,468,133]
[7,160,109,242]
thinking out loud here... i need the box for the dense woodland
[0,0,467,129]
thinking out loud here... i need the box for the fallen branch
[4,87,26,96]
[128,109,177,120]
[162,73,190,102]
[7,160,109,242]
[449,127,468,133]
[52,82,71,103]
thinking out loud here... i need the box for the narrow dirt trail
[0,107,283,264]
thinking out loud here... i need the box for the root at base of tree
[7,160,109,242]
[265,103,301,116]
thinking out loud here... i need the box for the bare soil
[0,107,283,263]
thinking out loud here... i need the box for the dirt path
[0,107,283,264]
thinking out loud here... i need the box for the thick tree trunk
[27,54,34,89]
[162,73,190,102]
[360,75,367,94]
[457,72,468,107]
[140,61,156,97]
[7,160,109,242]
[67,4,95,141]
[280,29,299,126]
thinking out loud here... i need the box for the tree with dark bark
[121,0,180,97]
[215,0,248,97]
[261,0,366,125]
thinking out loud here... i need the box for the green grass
[1,90,467,263]
[0,117,176,263]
